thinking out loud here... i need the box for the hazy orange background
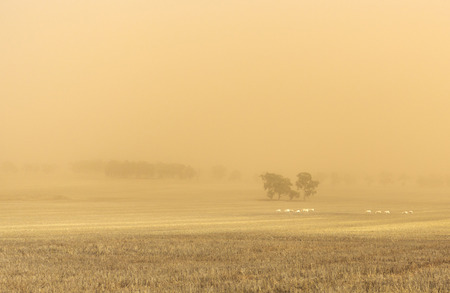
[1,1,449,174]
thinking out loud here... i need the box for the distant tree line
[70,160,197,179]
[70,160,246,181]
[260,172,319,201]
[0,161,18,173]
[0,161,56,174]
[71,160,105,174]
[104,161,197,179]
[210,165,242,181]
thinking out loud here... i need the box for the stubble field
[0,177,449,292]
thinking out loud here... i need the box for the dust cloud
[1,4,449,291]
[1,1,450,178]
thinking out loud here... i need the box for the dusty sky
[1,1,449,174]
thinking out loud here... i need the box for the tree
[260,172,293,200]
[288,189,300,200]
[397,173,410,186]
[211,165,227,181]
[378,172,393,186]
[0,161,18,173]
[296,172,319,201]
[71,160,105,174]
[228,170,242,181]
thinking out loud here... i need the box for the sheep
[310,208,315,212]
[276,209,282,212]
[409,210,414,214]
[295,210,301,213]
[402,211,409,214]
[375,211,382,214]
[284,209,292,213]
[384,211,391,214]
[302,209,309,212]
[365,210,372,214]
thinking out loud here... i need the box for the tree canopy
[260,172,294,200]
[296,172,319,200]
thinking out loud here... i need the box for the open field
[0,177,449,292]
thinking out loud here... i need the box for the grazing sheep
[310,208,315,212]
[302,209,309,212]
[375,211,382,214]
[402,211,409,214]
[384,211,391,214]
[365,210,372,214]
[276,209,282,212]
[409,210,414,214]
[295,210,301,213]
[284,209,292,213]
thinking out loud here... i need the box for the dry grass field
[0,177,449,292]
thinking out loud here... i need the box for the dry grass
[0,178,449,292]
[0,232,448,292]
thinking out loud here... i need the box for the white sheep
[276,209,282,212]
[284,209,292,213]
[375,211,382,214]
[302,209,309,212]
[310,208,315,212]
[402,211,409,214]
[409,210,414,214]
[295,210,301,213]
[384,211,391,214]
[365,210,372,214]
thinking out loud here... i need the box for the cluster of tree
[260,172,319,201]
[416,174,450,188]
[0,161,57,174]
[210,165,242,181]
[315,172,413,187]
[104,161,196,179]
[0,161,18,173]
[71,160,106,174]
[24,163,56,174]
[69,160,244,181]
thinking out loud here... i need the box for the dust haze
[1,2,450,291]
[1,0,450,177]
